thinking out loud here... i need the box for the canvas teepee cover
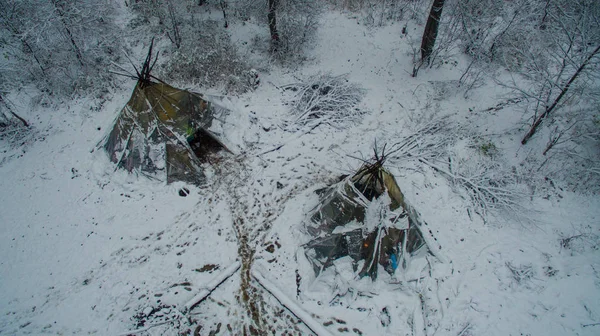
[104,80,226,184]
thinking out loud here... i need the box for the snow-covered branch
[283,73,365,127]
[184,260,241,311]
[252,268,333,336]
[421,157,525,220]
[387,114,453,164]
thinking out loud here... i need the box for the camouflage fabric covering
[103,80,227,184]
[304,165,429,279]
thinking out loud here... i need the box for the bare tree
[521,44,600,144]
[0,0,121,97]
[50,0,84,67]
[0,3,47,79]
[496,0,600,146]
[268,0,280,48]
[165,0,181,48]
[220,0,229,28]
[413,0,445,76]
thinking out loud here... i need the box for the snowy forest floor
[1,10,600,336]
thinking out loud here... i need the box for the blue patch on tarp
[390,254,398,270]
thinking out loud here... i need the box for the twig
[108,70,137,80]
[457,322,472,336]
[257,121,322,156]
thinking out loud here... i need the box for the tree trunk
[220,0,228,28]
[420,0,445,64]
[521,44,600,145]
[267,0,279,44]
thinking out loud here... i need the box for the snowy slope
[1,9,599,336]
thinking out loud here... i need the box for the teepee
[103,42,229,184]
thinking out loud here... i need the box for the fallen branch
[252,269,333,336]
[457,322,473,335]
[9,111,29,128]
[418,158,523,219]
[0,94,29,128]
[257,121,322,156]
[117,321,170,336]
[184,260,241,311]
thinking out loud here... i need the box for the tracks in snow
[212,153,327,334]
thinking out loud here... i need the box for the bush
[0,0,121,99]
[325,0,425,25]
[536,112,600,194]
[271,0,321,64]
[232,0,321,65]
[160,20,253,94]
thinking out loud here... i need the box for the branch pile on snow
[184,261,241,311]
[421,157,525,220]
[283,73,365,127]
[387,113,525,220]
[387,114,454,164]
[252,269,333,336]
[120,305,188,336]
[559,232,600,254]
[0,122,34,148]
[505,262,534,284]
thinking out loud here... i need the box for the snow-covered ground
[1,10,599,336]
